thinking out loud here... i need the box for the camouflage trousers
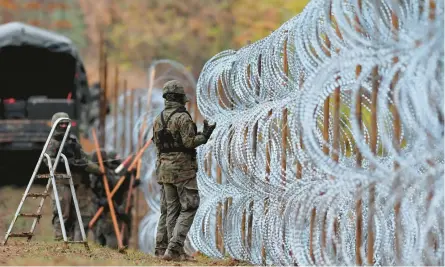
[51,182,94,241]
[156,178,200,254]
[94,213,131,249]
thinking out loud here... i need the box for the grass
[1,241,246,266]
[0,186,248,266]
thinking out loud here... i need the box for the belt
[159,147,195,154]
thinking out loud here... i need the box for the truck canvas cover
[0,22,92,185]
[0,22,89,145]
[0,22,89,100]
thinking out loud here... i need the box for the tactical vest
[155,107,196,155]
[61,135,88,170]
[47,135,80,175]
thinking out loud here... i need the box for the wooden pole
[147,67,156,108]
[193,101,199,123]
[98,30,104,90]
[205,152,212,236]
[130,89,135,154]
[309,208,316,263]
[99,46,108,148]
[331,88,340,163]
[390,6,402,261]
[278,36,290,262]
[216,166,223,253]
[134,97,143,248]
[99,56,108,148]
[281,36,289,186]
[353,2,363,264]
[367,1,381,262]
[317,17,331,261]
[296,71,305,180]
[331,82,340,257]
[322,103,330,155]
[113,67,120,148]
[98,30,105,147]
[121,80,128,154]
[367,66,379,265]
[355,65,363,266]
[216,79,223,253]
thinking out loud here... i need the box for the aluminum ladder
[2,117,89,250]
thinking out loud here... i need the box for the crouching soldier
[45,112,103,241]
[106,151,139,247]
[90,150,136,249]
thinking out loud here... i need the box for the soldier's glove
[123,169,136,177]
[98,198,108,207]
[133,179,141,188]
[117,205,126,215]
[72,158,87,166]
[203,120,216,139]
[86,162,103,176]
[118,212,131,225]
[116,206,131,224]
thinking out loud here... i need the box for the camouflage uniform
[155,185,168,256]
[90,150,133,249]
[153,80,215,261]
[46,112,102,241]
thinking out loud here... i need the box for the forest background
[0,0,309,88]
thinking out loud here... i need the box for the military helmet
[51,112,70,127]
[91,149,108,163]
[162,80,185,96]
[107,150,119,160]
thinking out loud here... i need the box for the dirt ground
[0,186,247,266]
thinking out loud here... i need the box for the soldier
[45,112,102,241]
[108,151,140,247]
[153,80,216,261]
[91,150,135,249]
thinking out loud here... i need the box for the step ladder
[2,117,89,250]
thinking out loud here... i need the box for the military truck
[0,22,92,185]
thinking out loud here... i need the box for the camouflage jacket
[45,133,102,184]
[90,169,130,220]
[153,101,207,183]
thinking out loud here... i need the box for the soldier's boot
[178,247,196,261]
[53,217,63,241]
[73,218,90,242]
[95,233,106,246]
[54,233,63,241]
[179,253,196,262]
[162,249,181,261]
[155,249,166,258]
[105,231,119,249]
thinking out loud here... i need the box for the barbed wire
[191,0,443,265]
[89,0,443,265]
